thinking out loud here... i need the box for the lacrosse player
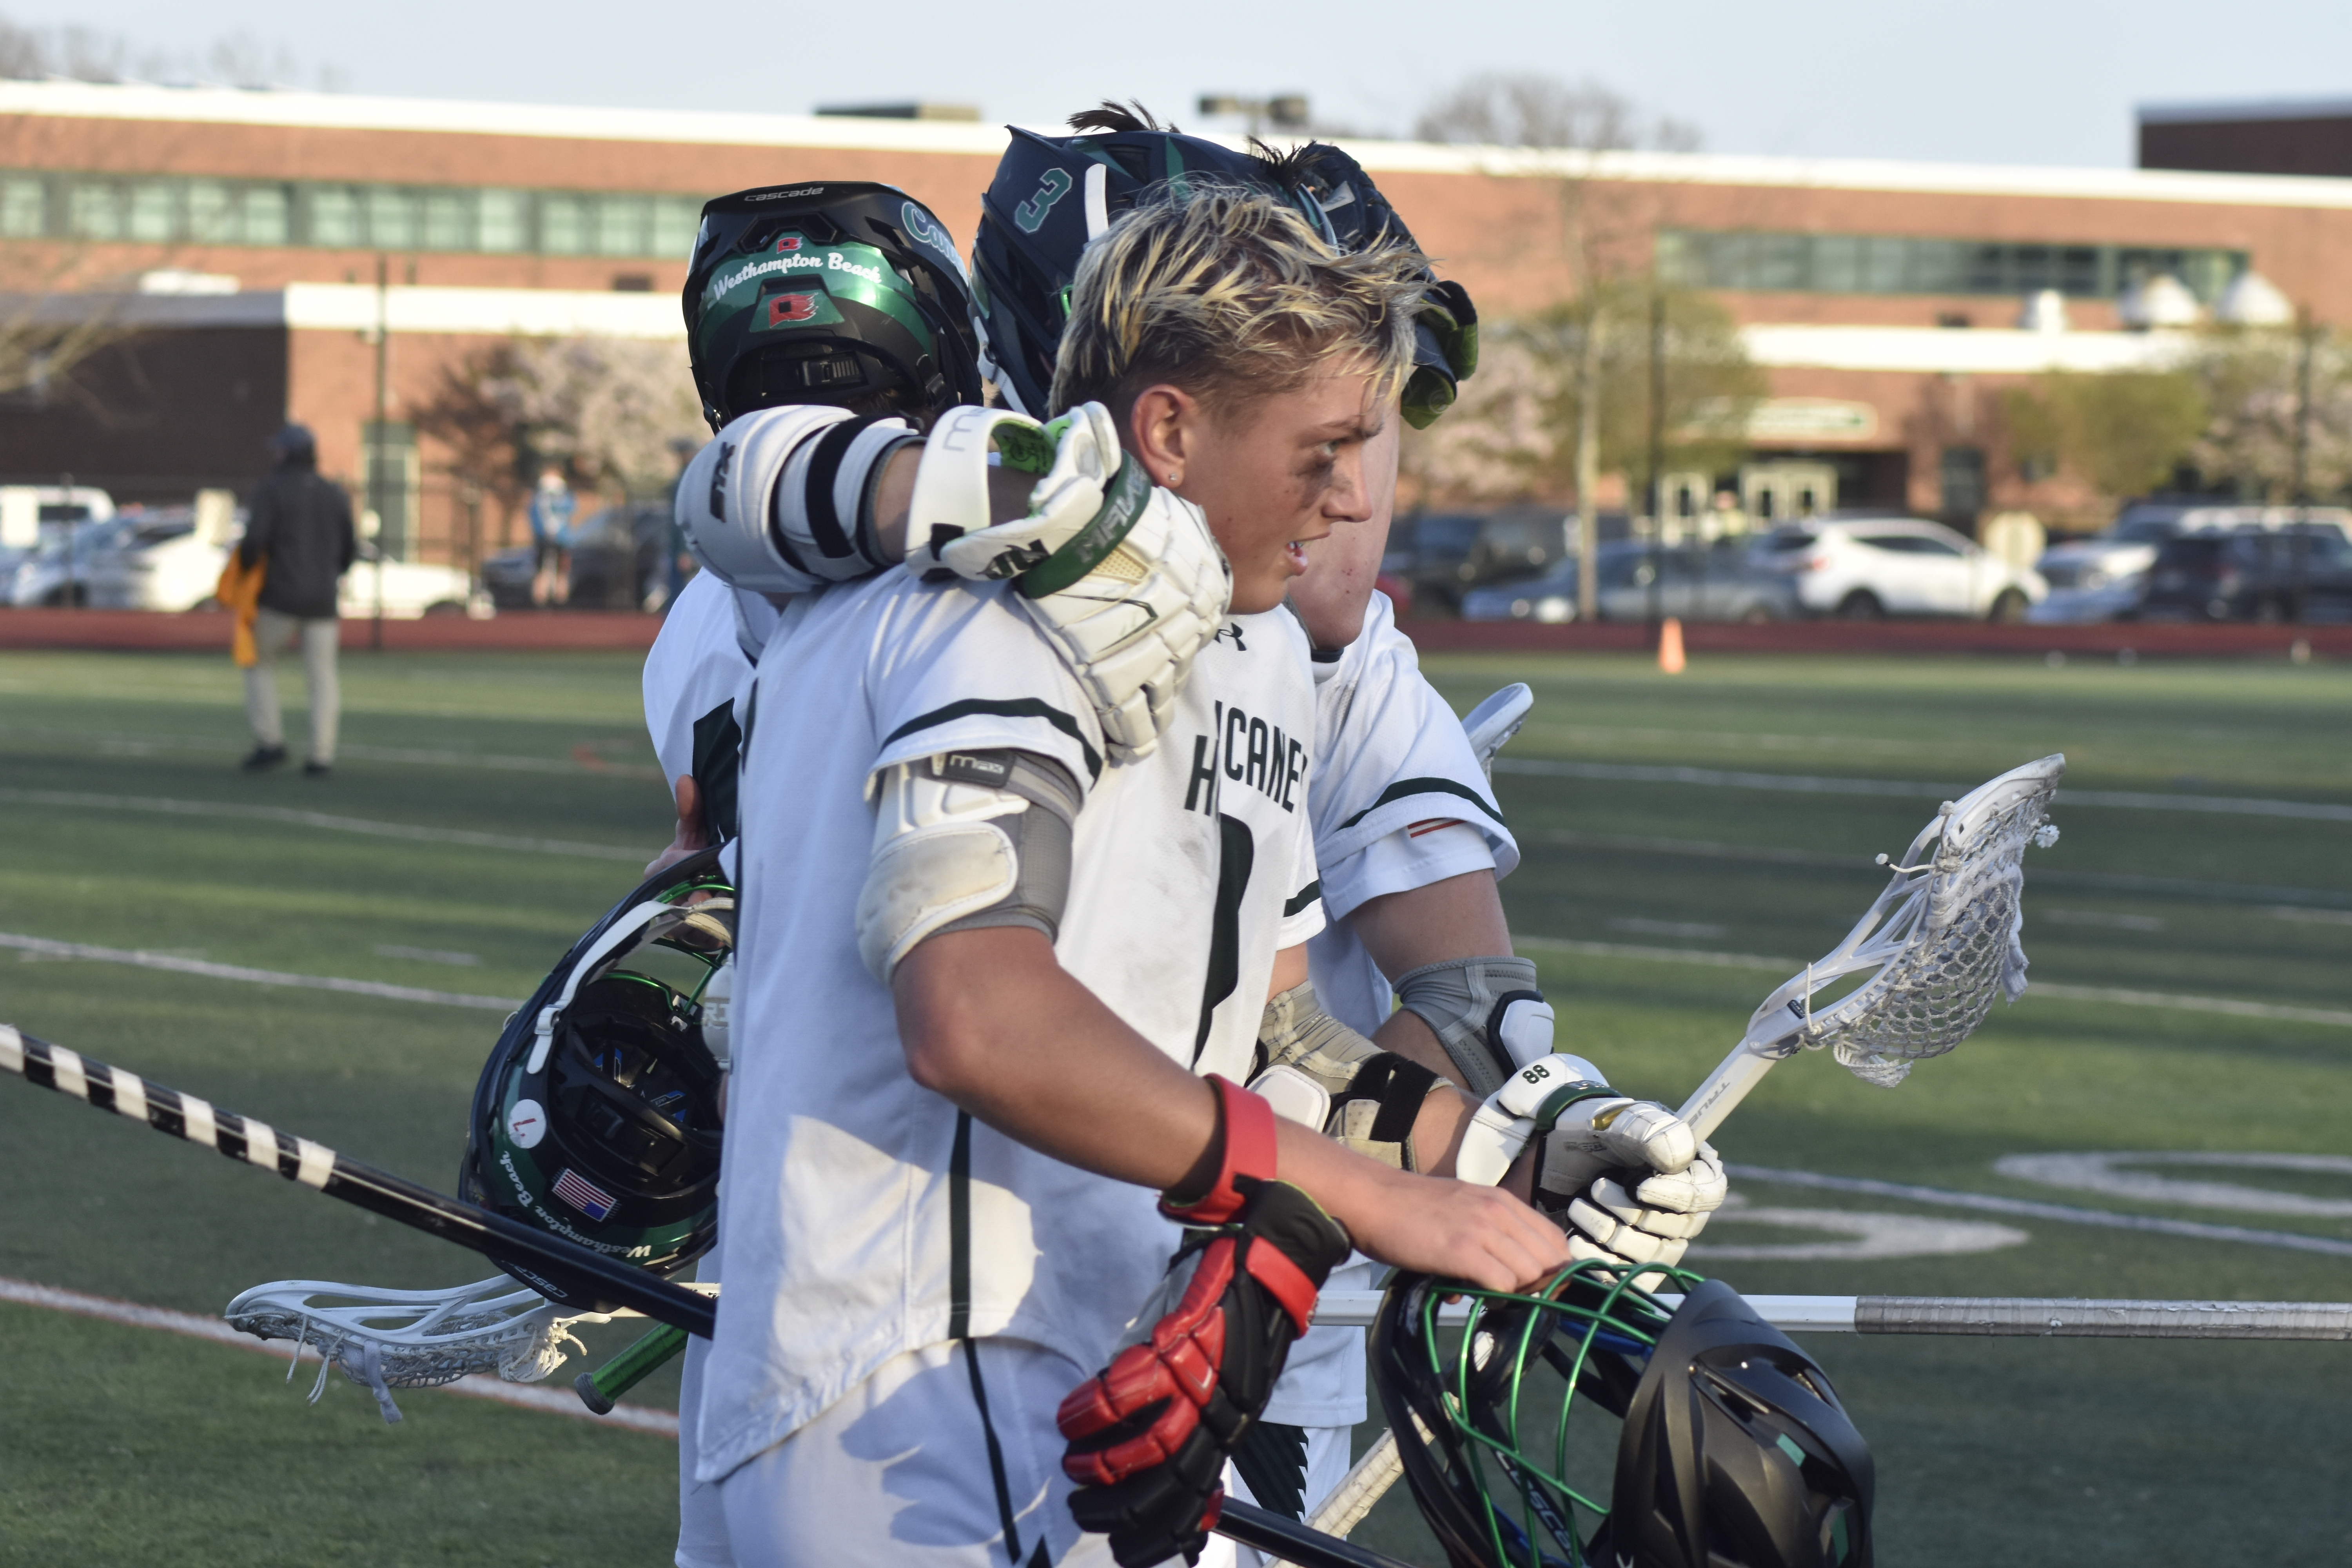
[684,185,1569,1568]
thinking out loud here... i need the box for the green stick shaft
[575,1321,690,1414]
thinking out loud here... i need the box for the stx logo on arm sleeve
[1183,701,1305,818]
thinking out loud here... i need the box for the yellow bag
[215,554,266,668]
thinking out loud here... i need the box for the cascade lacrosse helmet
[1372,1264,1873,1568]
[970,105,1477,425]
[683,181,985,430]
[460,847,732,1308]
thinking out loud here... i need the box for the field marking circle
[1687,1207,2028,1261]
[1994,1151,2352,1218]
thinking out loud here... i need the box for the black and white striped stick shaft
[0,1024,715,1340]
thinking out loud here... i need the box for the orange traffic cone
[1658,616,1686,675]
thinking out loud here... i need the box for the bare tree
[418,337,706,535]
[0,13,335,89]
[2190,325,2352,503]
[1410,72,1706,616]
[1416,74,1701,155]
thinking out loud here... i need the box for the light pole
[370,253,389,651]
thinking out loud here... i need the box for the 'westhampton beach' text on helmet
[1372,1263,1873,1568]
[460,847,733,1309]
[683,182,985,431]
[971,108,1477,426]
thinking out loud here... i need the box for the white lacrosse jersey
[699,578,1323,1484]
[1266,590,1522,1431]
[641,571,748,790]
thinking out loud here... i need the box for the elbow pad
[676,406,920,594]
[1393,955,1556,1099]
[854,748,1079,982]
[1248,980,1452,1172]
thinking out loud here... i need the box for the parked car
[2030,502,2352,623]
[8,515,132,606]
[86,507,219,610]
[2138,526,2352,622]
[483,501,671,611]
[82,506,477,617]
[1748,517,2046,619]
[0,485,116,599]
[1461,542,1801,624]
[1383,509,1586,617]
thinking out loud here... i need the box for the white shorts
[717,1337,1112,1568]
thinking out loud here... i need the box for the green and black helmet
[1372,1262,1873,1568]
[682,181,985,431]
[460,847,732,1308]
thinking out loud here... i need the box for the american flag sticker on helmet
[553,1167,617,1221]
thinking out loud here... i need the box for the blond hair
[1049,183,1428,419]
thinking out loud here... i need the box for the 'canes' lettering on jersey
[1181,701,1307,818]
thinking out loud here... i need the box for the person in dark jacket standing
[238,423,355,775]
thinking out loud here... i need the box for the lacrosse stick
[1462,683,1533,782]
[1307,754,2068,1541]
[224,1275,609,1424]
[576,1321,690,1414]
[1675,751,2064,1137]
[0,1024,715,1338]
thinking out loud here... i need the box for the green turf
[1,647,2347,1566]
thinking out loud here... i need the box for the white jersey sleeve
[642,571,750,791]
[1307,592,1518,923]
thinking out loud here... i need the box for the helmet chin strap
[525,900,677,1075]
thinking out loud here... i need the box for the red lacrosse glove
[1058,1077,1352,1566]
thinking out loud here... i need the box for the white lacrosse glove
[905,402,1231,762]
[1012,485,1229,761]
[1452,1054,1727,1272]
[904,404,1121,581]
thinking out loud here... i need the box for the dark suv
[1385,508,1597,616]
[2139,527,2352,622]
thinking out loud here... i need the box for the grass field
[1,646,2348,1566]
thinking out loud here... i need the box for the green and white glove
[905,402,1232,763]
[904,404,1123,581]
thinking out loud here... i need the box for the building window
[307,186,360,247]
[0,175,43,236]
[1660,227,2250,302]
[477,189,525,252]
[4,169,710,260]
[1940,447,1987,523]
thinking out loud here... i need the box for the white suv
[1750,517,2047,620]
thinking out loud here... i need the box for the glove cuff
[1016,456,1151,597]
[1160,1075,1276,1226]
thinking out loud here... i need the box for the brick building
[3,78,2350,557]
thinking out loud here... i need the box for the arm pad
[1392,955,1555,1098]
[855,748,1080,982]
[1249,980,1452,1172]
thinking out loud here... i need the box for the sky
[25,0,2352,170]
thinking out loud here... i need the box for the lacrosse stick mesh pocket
[227,1277,592,1392]
[1809,772,2057,1088]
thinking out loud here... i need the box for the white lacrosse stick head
[226,1275,605,1409]
[1738,753,2065,1087]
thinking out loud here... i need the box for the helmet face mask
[1373,1264,1873,1568]
[461,848,733,1307]
[683,182,985,431]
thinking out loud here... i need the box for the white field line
[0,1273,678,1435]
[1533,828,2352,913]
[7,724,655,779]
[1494,757,2352,823]
[0,931,522,1011]
[1511,933,2352,1027]
[0,786,648,862]
[1728,1165,2352,1259]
